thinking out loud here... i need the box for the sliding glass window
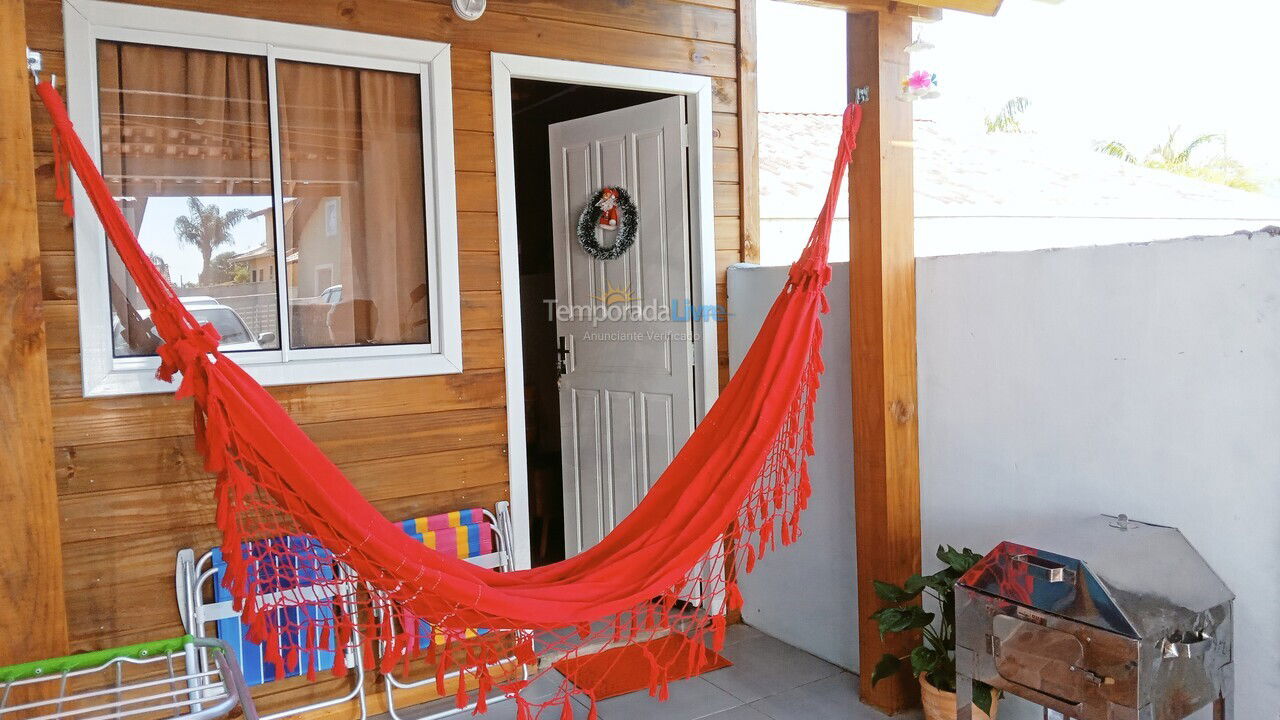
[68,2,459,396]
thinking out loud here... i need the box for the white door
[549,96,695,557]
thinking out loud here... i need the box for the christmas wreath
[576,186,637,261]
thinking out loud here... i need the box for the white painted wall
[729,230,1279,718]
[728,262,858,672]
[918,230,1280,720]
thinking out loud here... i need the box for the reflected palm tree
[173,197,250,284]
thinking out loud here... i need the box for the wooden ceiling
[777,0,1003,19]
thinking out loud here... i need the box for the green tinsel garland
[576,187,638,261]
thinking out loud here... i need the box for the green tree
[205,251,243,285]
[172,197,250,284]
[1094,128,1260,192]
[984,96,1030,134]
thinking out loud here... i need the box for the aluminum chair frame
[176,547,368,720]
[380,501,530,720]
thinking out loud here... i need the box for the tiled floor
[375,624,916,720]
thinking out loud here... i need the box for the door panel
[606,390,638,522]
[569,387,604,552]
[643,392,675,494]
[549,96,694,558]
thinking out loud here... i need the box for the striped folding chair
[378,501,527,720]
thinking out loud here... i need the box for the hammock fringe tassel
[35,80,861,717]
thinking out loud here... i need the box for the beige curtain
[275,60,429,348]
[97,42,271,200]
[96,41,273,355]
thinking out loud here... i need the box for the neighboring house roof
[247,197,298,223]
[759,111,1280,259]
[231,243,274,263]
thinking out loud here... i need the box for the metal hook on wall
[27,48,42,84]
[26,48,55,88]
[853,86,871,105]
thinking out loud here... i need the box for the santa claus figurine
[596,188,620,230]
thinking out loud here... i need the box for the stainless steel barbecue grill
[955,514,1233,720]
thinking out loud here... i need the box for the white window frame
[64,0,462,397]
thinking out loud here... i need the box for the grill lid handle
[1109,513,1139,530]
[1012,554,1075,583]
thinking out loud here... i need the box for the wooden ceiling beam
[780,0,944,21]
[778,0,1007,19]
[913,0,1002,15]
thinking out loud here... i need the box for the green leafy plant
[983,96,1030,134]
[870,545,999,716]
[1093,128,1261,192]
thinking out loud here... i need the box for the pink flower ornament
[899,70,940,102]
[908,70,934,90]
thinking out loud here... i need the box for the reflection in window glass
[97,41,280,357]
[275,60,431,349]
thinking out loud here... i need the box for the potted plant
[870,545,1000,720]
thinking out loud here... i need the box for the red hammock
[36,81,861,719]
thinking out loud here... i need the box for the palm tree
[172,197,250,284]
[1094,140,1138,164]
[984,97,1031,134]
[147,252,171,282]
[1093,128,1260,192]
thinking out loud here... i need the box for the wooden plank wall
[22,0,749,714]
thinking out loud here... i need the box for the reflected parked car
[181,296,276,351]
[112,296,276,355]
[320,284,343,305]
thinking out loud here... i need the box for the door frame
[491,53,719,570]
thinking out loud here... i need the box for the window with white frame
[65,1,460,396]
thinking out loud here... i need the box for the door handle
[556,336,571,376]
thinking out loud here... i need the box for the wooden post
[0,1,70,677]
[847,9,922,715]
[737,0,761,264]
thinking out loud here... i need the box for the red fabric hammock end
[35,79,861,717]
[553,633,732,702]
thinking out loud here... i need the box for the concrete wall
[728,262,858,672]
[729,230,1279,718]
[918,230,1279,719]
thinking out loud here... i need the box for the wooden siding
[22,0,749,713]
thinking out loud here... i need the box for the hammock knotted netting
[36,81,862,719]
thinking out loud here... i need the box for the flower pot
[919,675,998,720]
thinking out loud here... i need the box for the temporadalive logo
[543,282,728,328]
[592,282,641,306]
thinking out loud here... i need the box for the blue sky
[758,0,1280,195]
